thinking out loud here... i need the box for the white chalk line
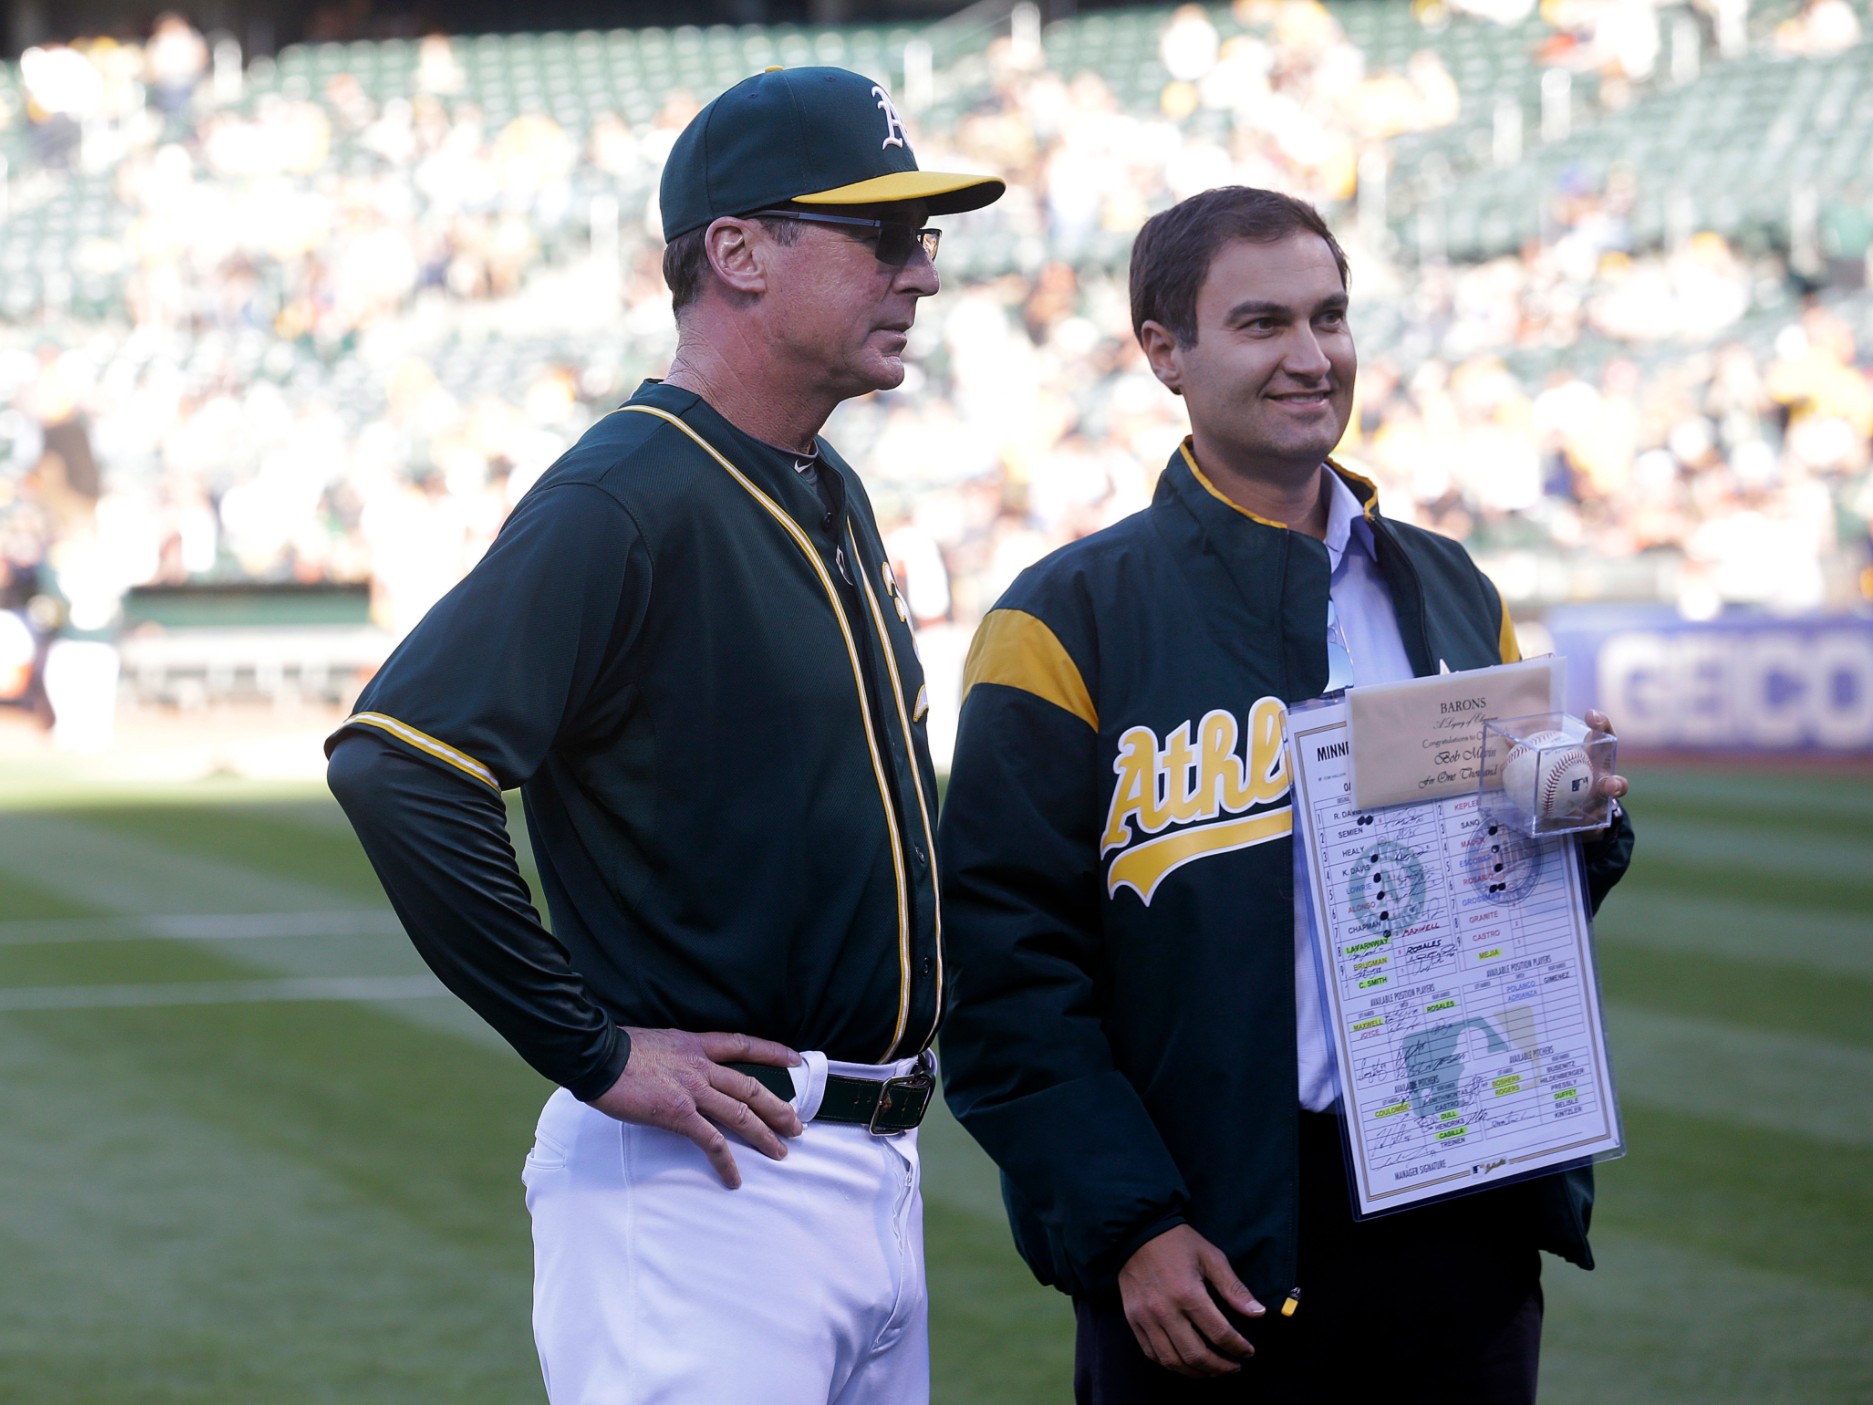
[0,974,447,1012]
[0,911,404,946]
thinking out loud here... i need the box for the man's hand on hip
[1118,1224,1265,1378]
[587,1028,804,1189]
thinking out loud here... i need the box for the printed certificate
[1287,694,1625,1217]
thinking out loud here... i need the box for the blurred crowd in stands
[1,0,1871,740]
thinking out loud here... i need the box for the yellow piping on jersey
[853,529,944,1059]
[962,608,1098,731]
[613,405,913,1054]
[339,712,501,790]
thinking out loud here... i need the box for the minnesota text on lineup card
[1288,698,1624,1217]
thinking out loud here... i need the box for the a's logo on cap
[872,84,909,151]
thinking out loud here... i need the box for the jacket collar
[1150,440,1432,697]
[1149,441,1318,702]
[1174,437,1380,529]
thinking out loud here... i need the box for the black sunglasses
[749,209,941,266]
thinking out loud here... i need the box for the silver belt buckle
[867,1050,936,1136]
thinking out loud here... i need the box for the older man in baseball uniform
[327,67,1001,1404]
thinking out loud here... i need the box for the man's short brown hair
[662,214,802,315]
[1129,187,1349,347]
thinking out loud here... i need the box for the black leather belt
[727,1054,935,1135]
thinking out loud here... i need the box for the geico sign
[1598,627,1873,749]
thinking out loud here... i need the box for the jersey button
[920,955,933,975]
[912,844,927,867]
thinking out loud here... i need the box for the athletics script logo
[872,85,909,150]
[1101,697,1292,904]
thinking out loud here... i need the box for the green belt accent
[727,1060,934,1133]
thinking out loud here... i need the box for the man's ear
[1138,320,1185,397]
[703,217,767,297]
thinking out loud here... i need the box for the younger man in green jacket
[938,186,1634,1403]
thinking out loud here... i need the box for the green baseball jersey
[328,381,941,1098]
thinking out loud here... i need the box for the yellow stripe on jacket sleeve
[339,712,501,790]
[960,609,1097,730]
[1498,599,1523,663]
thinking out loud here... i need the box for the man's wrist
[567,1025,633,1102]
[1109,1210,1190,1277]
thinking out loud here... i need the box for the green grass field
[0,759,1867,1402]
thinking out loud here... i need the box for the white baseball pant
[523,1051,929,1404]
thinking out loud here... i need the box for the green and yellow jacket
[938,443,1634,1301]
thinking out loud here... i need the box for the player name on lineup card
[1287,695,1624,1218]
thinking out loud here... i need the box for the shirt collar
[1323,467,1376,573]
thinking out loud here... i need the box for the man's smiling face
[1147,233,1355,481]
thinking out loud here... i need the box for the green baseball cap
[659,66,1005,241]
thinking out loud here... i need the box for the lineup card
[1287,696,1624,1217]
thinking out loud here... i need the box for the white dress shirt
[1294,469,1416,1111]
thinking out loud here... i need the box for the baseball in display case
[1478,712,1619,838]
